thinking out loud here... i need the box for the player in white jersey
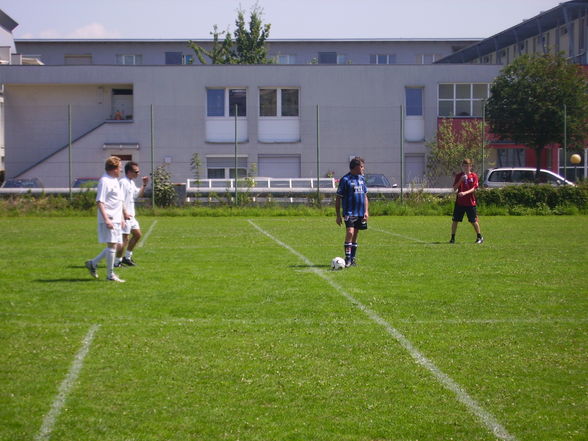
[115,161,148,267]
[85,156,126,282]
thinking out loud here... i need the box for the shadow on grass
[35,278,98,283]
[290,264,330,269]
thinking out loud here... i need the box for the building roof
[14,37,481,44]
[0,9,18,32]
[436,0,588,63]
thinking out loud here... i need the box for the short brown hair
[105,156,121,171]
[462,158,473,165]
[349,156,365,170]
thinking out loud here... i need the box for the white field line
[248,220,517,441]
[35,324,101,441]
[137,220,158,248]
[370,227,429,244]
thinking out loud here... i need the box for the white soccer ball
[331,257,346,270]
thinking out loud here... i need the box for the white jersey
[119,176,140,217]
[96,173,123,224]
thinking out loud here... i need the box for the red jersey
[453,172,478,206]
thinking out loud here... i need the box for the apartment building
[437,0,588,65]
[0,1,585,186]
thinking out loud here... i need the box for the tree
[486,54,588,176]
[426,118,489,186]
[188,5,271,65]
[188,25,234,65]
[232,6,271,64]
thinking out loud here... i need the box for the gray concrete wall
[0,63,501,187]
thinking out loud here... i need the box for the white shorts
[121,217,140,235]
[98,223,123,244]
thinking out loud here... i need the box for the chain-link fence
[2,102,585,204]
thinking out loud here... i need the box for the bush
[152,165,177,207]
[477,183,588,212]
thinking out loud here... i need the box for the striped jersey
[336,172,368,217]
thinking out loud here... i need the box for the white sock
[125,250,133,259]
[91,248,108,266]
[106,248,116,278]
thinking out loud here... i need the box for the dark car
[73,177,99,188]
[1,177,44,188]
[365,174,396,188]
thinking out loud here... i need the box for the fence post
[68,104,72,200]
[234,104,238,205]
[481,100,486,177]
[400,105,404,203]
[563,104,567,179]
[316,104,320,206]
[150,104,155,208]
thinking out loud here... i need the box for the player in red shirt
[450,158,484,244]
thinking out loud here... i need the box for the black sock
[350,243,358,259]
[344,242,352,260]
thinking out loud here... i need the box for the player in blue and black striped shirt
[335,157,369,267]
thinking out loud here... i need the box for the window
[206,156,248,179]
[405,88,423,116]
[165,52,182,64]
[337,54,348,64]
[207,88,247,117]
[116,54,142,65]
[274,54,296,64]
[370,54,396,64]
[438,83,490,117]
[64,54,92,65]
[165,52,193,64]
[206,88,248,142]
[318,52,337,64]
[416,54,440,64]
[258,88,300,142]
[260,88,299,117]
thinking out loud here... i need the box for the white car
[483,167,575,188]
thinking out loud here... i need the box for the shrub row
[0,184,586,216]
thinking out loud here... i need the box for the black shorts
[344,216,368,230]
[452,204,478,223]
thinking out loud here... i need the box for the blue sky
[6,0,563,40]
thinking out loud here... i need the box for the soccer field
[1,216,586,441]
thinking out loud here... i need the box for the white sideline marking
[371,227,428,244]
[248,220,517,441]
[138,220,158,248]
[35,324,100,441]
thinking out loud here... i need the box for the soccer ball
[331,257,346,270]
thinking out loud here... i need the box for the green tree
[426,118,489,186]
[188,5,271,65]
[188,25,234,65]
[486,54,588,176]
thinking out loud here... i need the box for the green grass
[1,216,586,441]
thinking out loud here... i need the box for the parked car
[483,168,574,188]
[1,177,44,188]
[73,177,99,188]
[365,174,397,188]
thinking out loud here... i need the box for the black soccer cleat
[121,257,137,266]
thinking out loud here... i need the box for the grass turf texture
[0,216,586,441]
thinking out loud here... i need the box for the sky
[5,0,565,40]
